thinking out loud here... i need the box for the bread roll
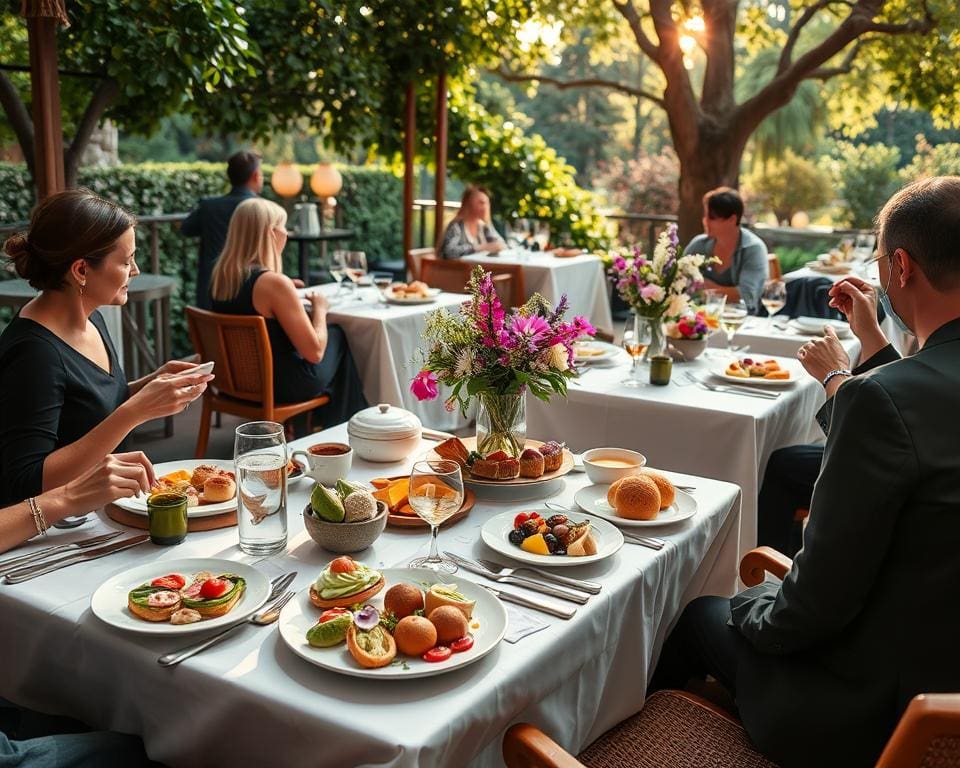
[641,469,675,510]
[203,475,236,503]
[611,475,661,520]
[607,477,625,507]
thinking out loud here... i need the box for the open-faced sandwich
[309,556,385,609]
[507,511,597,556]
[725,358,790,380]
[151,464,237,506]
[127,571,246,624]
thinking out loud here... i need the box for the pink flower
[410,370,439,401]
[641,284,664,303]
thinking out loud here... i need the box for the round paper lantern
[791,211,810,229]
[270,162,303,198]
[310,163,343,198]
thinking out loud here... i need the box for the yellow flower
[549,343,569,372]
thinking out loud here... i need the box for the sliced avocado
[182,574,246,609]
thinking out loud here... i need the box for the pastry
[346,624,397,668]
[519,448,545,479]
[539,442,564,472]
[427,606,469,644]
[394,615,438,656]
[496,458,520,480]
[610,475,661,520]
[434,437,469,468]
[384,583,425,619]
[424,583,475,619]
[190,464,223,489]
[309,556,385,609]
[470,459,500,480]
[641,469,676,509]
[566,523,598,557]
[202,475,236,503]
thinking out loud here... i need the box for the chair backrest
[491,274,514,308]
[876,693,960,768]
[420,259,472,294]
[407,247,435,281]
[186,307,275,405]
[483,263,526,308]
[767,253,783,281]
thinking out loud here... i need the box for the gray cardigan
[440,219,504,260]
[683,227,769,311]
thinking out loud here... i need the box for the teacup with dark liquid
[293,442,353,485]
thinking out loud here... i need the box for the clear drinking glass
[408,460,464,573]
[345,251,368,300]
[621,314,652,387]
[761,280,787,318]
[329,251,348,296]
[235,421,288,556]
[371,271,394,303]
[721,300,749,352]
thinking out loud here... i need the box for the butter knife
[0,531,122,575]
[444,553,590,604]
[483,585,576,619]
[3,534,150,584]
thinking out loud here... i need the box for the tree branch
[808,40,864,79]
[492,65,664,106]
[63,76,119,183]
[778,0,840,75]
[612,0,661,62]
[0,70,35,176]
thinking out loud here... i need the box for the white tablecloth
[706,316,862,364]
[463,250,613,334]
[301,285,472,431]
[526,353,826,557]
[0,423,741,768]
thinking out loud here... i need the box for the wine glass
[329,251,348,297]
[621,314,652,387]
[701,289,726,358]
[344,251,368,300]
[721,300,749,352]
[407,460,464,573]
[371,271,394,303]
[761,280,787,319]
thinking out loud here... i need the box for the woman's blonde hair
[210,198,287,302]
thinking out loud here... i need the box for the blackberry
[544,533,560,553]
[508,529,525,546]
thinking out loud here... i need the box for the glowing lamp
[310,163,343,198]
[270,162,303,198]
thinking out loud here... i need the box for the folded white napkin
[503,602,550,643]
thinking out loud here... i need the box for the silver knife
[483,585,576,619]
[504,565,602,595]
[445,553,590,604]
[0,531,122,575]
[699,383,779,400]
[3,534,151,584]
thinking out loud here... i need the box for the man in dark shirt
[181,151,262,309]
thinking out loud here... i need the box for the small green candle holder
[147,491,188,545]
[649,355,673,386]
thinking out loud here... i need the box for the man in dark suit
[652,176,960,767]
[181,151,262,309]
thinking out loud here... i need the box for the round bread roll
[203,475,236,503]
[607,477,625,507]
[611,475,661,520]
[641,469,675,510]
[190,464,221,489]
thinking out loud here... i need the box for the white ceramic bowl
[347,403,422,463]
[581,447,646,485]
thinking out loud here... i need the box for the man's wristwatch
[822,368,852,388]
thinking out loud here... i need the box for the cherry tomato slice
[150,574,186,590]
[450,635,474,653]
[319,608,351,623]
[199,578,230,600]
[422,646,452,663]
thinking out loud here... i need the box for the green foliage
[901,137,960,179]
[824,141,902,228]
[774,246,822,275]
[744,150,833,223]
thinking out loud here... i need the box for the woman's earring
[79,280,86,296]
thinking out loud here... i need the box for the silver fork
[158,573,296,667]
[476,558,602,594]
[443,552,591,604]
[698,380,779,399]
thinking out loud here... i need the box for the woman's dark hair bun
[2,232,32,280]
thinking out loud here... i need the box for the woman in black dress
[210,198,366,428]
[0,190,212,507]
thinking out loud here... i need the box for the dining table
[462,249,614,335]
[0,423,741,768]
[526,349,827,559]
[299,283,472,432]
[706,315,863,363]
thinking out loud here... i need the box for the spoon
[52,515,89,529]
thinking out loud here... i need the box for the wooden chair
[768,253,783,280]
[483,262,526,308]
[503,546,960,768]
[420,257,516,305]
[407,247,435,281]
[185,307,330,458]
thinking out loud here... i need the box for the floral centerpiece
[411,266,595,456]
[609,222,715,359]
[665,310,711,361]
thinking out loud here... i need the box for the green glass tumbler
[649,355,673,386]
[147,492,188,545]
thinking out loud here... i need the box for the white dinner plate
[573,341,617,363]
[711,365,796,387]
[808,261,850,274]
[112,459,236,517]
[384,288,441,305]
[90,557,271,635]
[574,485,697,528]
[278,568,507,679]
[480,509,624,566]
[791,317,852,338]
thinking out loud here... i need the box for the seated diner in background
[653,176,960,768]
[0,190,211,508]
[683,186,768,313]
[0,453,154,555]
[439,185,506,259]
[209,198,367,426]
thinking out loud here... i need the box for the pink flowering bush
[410,266,594,413]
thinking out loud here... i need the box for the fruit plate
[480,509,624,567]
[378,476,477,528]
[90,557,271,636]
[426,438,574,487]
[112,459,237,517]
[710,366,796,387]
[574,485,697,528]
[384,288,442,305]
[277,567,507,679]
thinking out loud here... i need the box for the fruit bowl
[303,501,388,554]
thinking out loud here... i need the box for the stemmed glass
[344,251,368,300]
[371,271,394,304]
[407,460,464,573]
[721,300,749,353]
[329,251,348,297]
[701,289,727,358]
[761,280,787,322]
[621,314,652,387]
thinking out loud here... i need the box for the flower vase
[476,392,526,457]
[640,316,667,362]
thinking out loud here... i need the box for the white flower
[666,293,689,318]
[454,348,474,378]
[548,343,569,372]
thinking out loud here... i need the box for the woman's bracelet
[27,496,49,537]
[822,368,852,388]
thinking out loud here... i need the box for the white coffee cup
[291,442,353,486]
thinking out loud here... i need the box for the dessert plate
[278,567,507,679]
[480,509,623,567]
[113,459,236,517]
[574,485,697,528]
[710,367,796,387]
[573,341,617,363]
[384,288,442,305]
[427,438,574,487]
[90,557,271,635]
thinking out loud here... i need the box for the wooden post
[26,15,65,198]
[433,69,447,251]
[402,81,416,279]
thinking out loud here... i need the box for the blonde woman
[210,198,366,426]
[440,185,506,259]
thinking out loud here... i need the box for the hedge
[0,162,402,358]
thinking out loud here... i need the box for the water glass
[345,251,368,300]
[330,251,348,296]
[235,421,288,556]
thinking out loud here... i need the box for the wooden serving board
[106,503,238,532]
[427,437,574,487]
[384,479,476,529]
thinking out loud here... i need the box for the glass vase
[640,316,667,362]
[475,392,526,457]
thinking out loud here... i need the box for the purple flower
[511,314,551,352]
[410,370,439,401]
[613,256,627,271]
[668,222,679,250]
